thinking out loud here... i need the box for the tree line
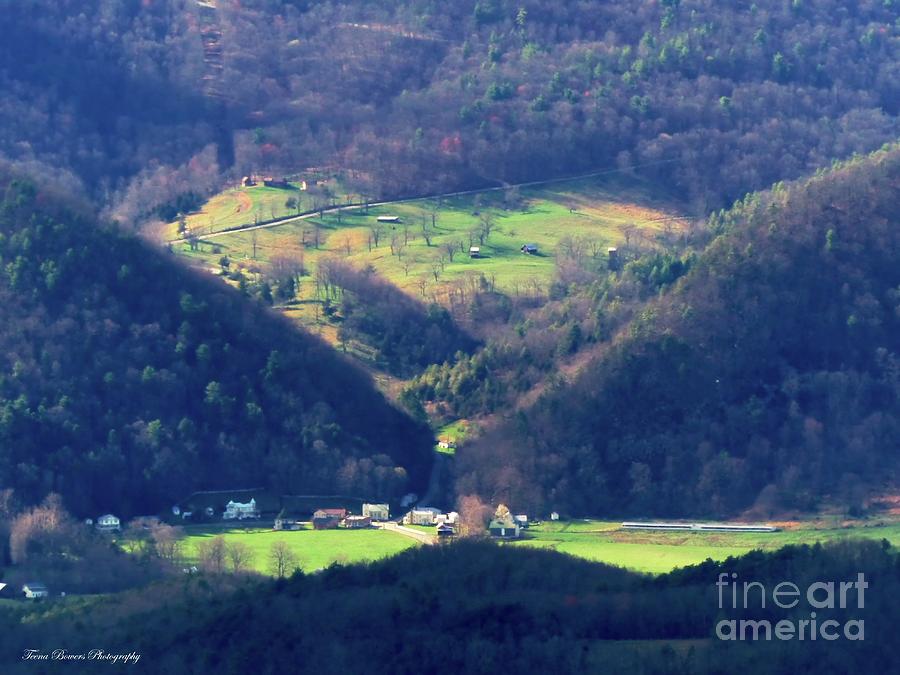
[2,538,897,674]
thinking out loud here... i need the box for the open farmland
[507,518,900,575]
[433,419,472,456]
[125,517,900,578]
[170,174,684,320]
[179,525,418,575]
[161,175,353,240]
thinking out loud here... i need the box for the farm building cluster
[402,507,460,538]
[308,504,391,530]
[240,173,326,190]
[167,489,391,525]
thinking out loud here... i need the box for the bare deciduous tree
[478,213,495,245]
[197,535,227,573]
[269,540,299,578]
[442,240,458,263]
[368,223,384,248]
[151,523,183,564]
[457,495,492,537]
[421,216,433,246]
[226,541,254,573]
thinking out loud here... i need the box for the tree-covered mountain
[2,1,898,219]
[455,144,900,517]
[2,539,897,674]
[0,171,433,517]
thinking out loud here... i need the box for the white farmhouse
[436,512,458,526]
[404,507,442,526]
[362,503,390,521]
[223,498,260,520]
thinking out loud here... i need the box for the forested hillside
[2,539,896,674]
[2,1,898,220]
[455,144,900,517]
[0,172,433,517]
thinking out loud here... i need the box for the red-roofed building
[312,508,347,529]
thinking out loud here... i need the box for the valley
[166,171,685,346]
[116,512,900,578]
[2,1,900,671]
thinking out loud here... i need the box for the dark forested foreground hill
[2,1,898,219]
[0,172,433,517]
[456,144,900,518]
[2,539,898,674]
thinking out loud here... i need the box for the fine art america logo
[715,572,867,641]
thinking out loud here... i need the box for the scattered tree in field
[421,216,433,246]
[416,276,428,297]
[197,536,227,573]
[269,540,299,578]
[369,223,384,248]
[428,202,440,229]
[442,240,458,263]
[226,541,254,573]
[151,524,183,564]
[477,214,495,245]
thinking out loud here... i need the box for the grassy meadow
[433,419,472,455]
[118,517,900,578]
[179,525,417,575]
[507,518,900,575]
[163,175,354,240]
[170,175,683,327]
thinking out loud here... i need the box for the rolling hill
[2,538,897,674]
[0,169,433,518]
[455,143,900,517]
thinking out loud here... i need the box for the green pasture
[120,517,900,578]
[166,176,354,240]
[172,174,682,306]
[508,519,900,574]
[179,525,417,575]
[434,419,472,455]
